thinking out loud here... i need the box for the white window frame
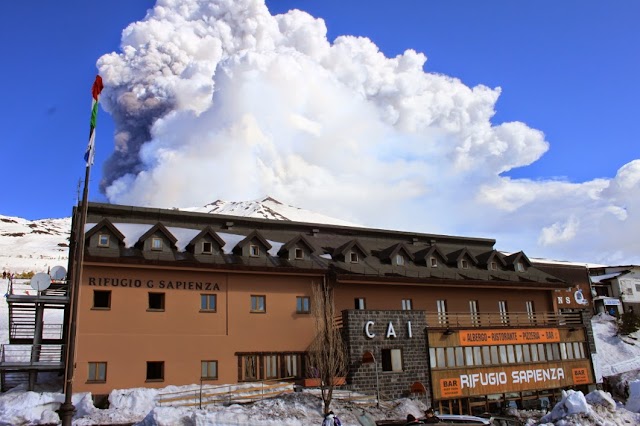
[151,237,163,251]
[437,299,447,325]
[490,261,497,271]
[294,248,304,260]
[430,257,438,267]
[526,300,535,323]
[202,241,213,254]
[469,300,479,326]
[249,244,260,257]
[498,300,508,324]
[461,259,469,269]
[396,254,404,266]
[517,262,525,272]
[97,234,110,248]
[355,297,366,310]
[401,299,412,310]
[349,251,359,263]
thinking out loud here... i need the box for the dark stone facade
[342,309,431,403]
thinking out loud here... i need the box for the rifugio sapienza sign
[341,310,431,401]
[431,360,593,399]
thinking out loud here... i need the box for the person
[404,414,423,425]
[423,408,440,423]
[2,271,6,280]
[333,412,342,426]
[322,411,341,426]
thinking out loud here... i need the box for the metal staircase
[1,278,69,391]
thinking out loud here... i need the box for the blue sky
[1,1,639,263]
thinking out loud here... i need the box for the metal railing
[0,344,65,367]
[425,311,583,329]
[6,279,69,298]
[9,323,64,341]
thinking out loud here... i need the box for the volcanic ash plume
[96,0,640,264]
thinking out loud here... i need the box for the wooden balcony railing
[425,311,583,329]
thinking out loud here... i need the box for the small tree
[617,310,640,335]
[307,282,348,415]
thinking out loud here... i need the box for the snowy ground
[2,277,640,425]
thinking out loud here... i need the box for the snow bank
[626,380,640,413]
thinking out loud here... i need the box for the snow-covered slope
[183,196,359,226]
[0,215,70,274]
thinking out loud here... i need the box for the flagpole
[59,75,103,426]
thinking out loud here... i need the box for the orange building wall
[74,264,321,394]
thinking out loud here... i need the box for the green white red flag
[84,75,104,166]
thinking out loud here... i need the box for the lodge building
[0,202,596,415]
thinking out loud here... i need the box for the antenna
[30,272,51,291]
[50,265,67,281]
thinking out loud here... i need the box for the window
[202,241,213,254]
[437,299,447,325]
[490,261,497,271]
[284,354,300,378]
[469,300,479,326]
[396,254,404,266]
[265,355,279,379]
[88,362,107,382]
[251,295,266,313]
[430,257,438,267]
[349,251,359,263]
[201,360,218,379]
[636,284,640,292]
[296,296,310,314]
[516,262,525,272]
[151,237,163,251]
[294,248,304,260]
[355,298,366,310]
[146,361,164,381]
[201,294,217,312]
[526,300,535,323]
[401,299,412,310]
[242,355,258,381]
[93,290,111,309]
[148,292,165,311]
[498,300,508,324]
[97,234,110,248]
[461,259,469,269]
[249,244,260,257]
[381,349,403,372]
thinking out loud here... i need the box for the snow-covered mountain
[182,196,358,226]
[0,215,71,275]
[0,197,356,274]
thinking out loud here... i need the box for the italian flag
[84,75,104,166]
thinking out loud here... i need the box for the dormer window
[349,252,359,263]
[461,259,469,269]
[516,262,525,272]
[430,257,438,267]
[202,242,213,254]
[396,254,405,266]
[98,234,110,248]
[490,261,497,271]
[294,248,304,260]
[249,244,260,257]
[151,238,163,251]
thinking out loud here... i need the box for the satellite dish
[31,273,51,291]
[50,265,67,281]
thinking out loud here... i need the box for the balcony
[0,344,65,369]
[425,311,583,329]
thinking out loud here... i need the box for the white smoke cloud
[96,0,640,264]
